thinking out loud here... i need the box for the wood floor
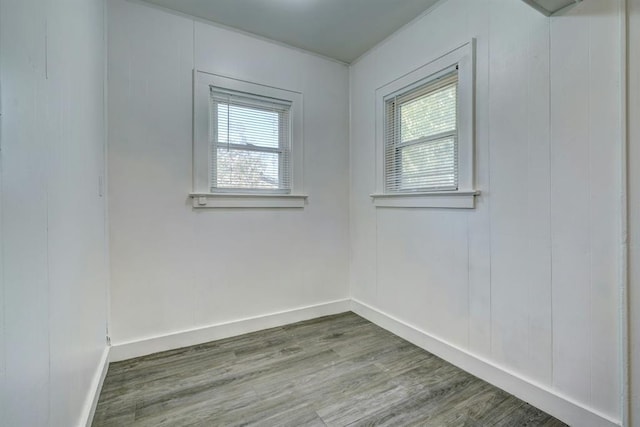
[93,313,566,426]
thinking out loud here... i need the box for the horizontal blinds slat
[211,86,292,109]
[393,72,457,104]
[216,104,289,149]
[210,87,291,191]
[385,71,458,193]
[213,143,284,154]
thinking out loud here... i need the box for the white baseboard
[80,346,110,427]
[350,299,620,427]
[110,299,351,362]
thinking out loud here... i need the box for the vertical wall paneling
[0,0,5,405]
[350,0,622,422]
[549,5,591,406]
[627,0,640,425]
[348,66,378,305]
[488,0,552,381]
[108,0,198,341]
[0,1,51,424]
[550,0,621,413]
[549,3,592,406]
[465,0,493,358]
[377,209,470,346]
[108,0,350,346]
[582,0,622,414]
[0,0,109,425]
[45,1,110,424]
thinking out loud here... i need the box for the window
[384,69,458,193]
[192,71,305,208]
[372,40,478,208]
[210,88,291,193]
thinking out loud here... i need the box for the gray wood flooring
[93,312,567,426]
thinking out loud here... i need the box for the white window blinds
[384,70,458,193]
[210,87,292,193]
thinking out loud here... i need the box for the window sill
[370,190,480,209]
[189,193,308,208]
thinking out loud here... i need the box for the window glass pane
[217,104,280,149]
[400,83,456,143]
[399,137,456,190]
[216,149,279,189]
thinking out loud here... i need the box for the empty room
[1,0,640,425]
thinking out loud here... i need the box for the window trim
[192,70,306,208]
[371,40,479,209]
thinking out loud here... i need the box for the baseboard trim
[110,299,351,362]
[80,346,110,427]
[350,299,620,427]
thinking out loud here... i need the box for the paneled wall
[108,0,350,347]
[628,0,640,425]
[349,0,622,424]
[0,0,109,425]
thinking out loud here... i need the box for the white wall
[107,0,350,347]
[350,0,622,425]
[628,1,640,425]
[0,0,109,426]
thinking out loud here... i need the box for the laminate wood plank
[134,382,258,422]
[343,368,481,426]
[317,382,412,426]
[188,393,324,427]
[92,313,566,427]
[133,386,259,427]
[133,348,340,425]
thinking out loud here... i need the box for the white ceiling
[140,0,442,63]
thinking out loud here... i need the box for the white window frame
[191,70,306,208]
[371,40,479,209]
